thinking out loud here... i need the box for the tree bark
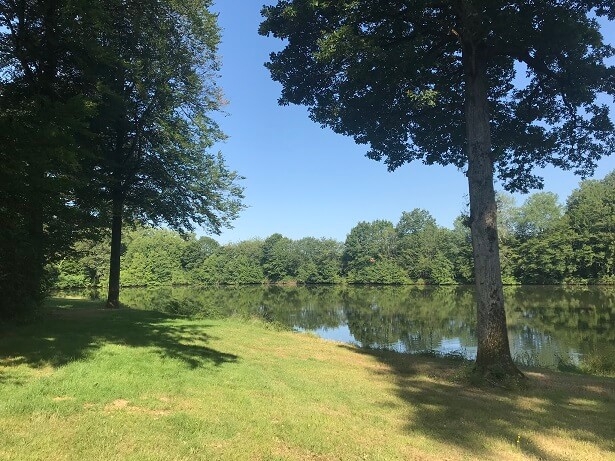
[25,163,47,304]
[463,45,522,379]
[106,193,123,309]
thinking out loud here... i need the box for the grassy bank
[1,299,614,460]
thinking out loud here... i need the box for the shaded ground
[345,345,615,460]
[0,299,238,371]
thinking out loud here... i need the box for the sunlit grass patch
[0,298,614,460]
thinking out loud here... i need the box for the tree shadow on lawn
[0,298,239,371]
[342,346,615,460]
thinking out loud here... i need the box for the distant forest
[52,171,615,289]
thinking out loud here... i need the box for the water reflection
[114,285,615,371]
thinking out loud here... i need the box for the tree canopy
[260,1,614,190]
[82,0,244,307]
[0,0,102,318]
[0,0,243,319]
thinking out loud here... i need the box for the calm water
[112,285,615,370]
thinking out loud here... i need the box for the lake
[113,285,615,371]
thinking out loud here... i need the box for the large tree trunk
[23,163,47,311]
[106,193,123,309]
[463,46,522,379]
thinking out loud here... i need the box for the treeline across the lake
[53,171,615,289]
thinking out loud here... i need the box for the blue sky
[208,1,615,244]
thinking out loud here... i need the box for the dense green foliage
[52,172,615,288]
[0,0,102,319]
[84,0,244,308]
[0,0,242,319]
[506,172,615,285]
[259,1,615,189]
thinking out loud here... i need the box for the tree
[261,233,300,282]
[343,220,398,273]
[513,224,574,284]
[52,235,112,289]
[82,0,244,307]
[396,209,437,236]
[121,228,189,287]
[495,193,520,284]
[566,171,615,282]
[395,209,456,284]
[509,192,570,284]
[495,192,518,243]
[343,220,407,283]
[181,236,221,273]
[450,216,474,284]
[514,192,563,241]
[295,237,343,284]
[194,240,265,285]
[260,1,615,378]
[0,0,100,319]
[0,1,243,318]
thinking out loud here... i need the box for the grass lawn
[1,299,614,461]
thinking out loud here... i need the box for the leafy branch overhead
[260,0,615,192]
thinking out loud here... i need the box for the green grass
[1,298,614,460]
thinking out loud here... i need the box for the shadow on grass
[341,345,615,460]
[0,298,238,371]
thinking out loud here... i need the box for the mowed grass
[1,299,614,461]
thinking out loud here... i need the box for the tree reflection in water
[115,285,615,371]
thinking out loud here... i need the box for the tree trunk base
[471,361,527,388]
[105,299,121,309]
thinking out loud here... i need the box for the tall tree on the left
[0,0,243,318]
[82,0,243,308]
[0,0,99,320]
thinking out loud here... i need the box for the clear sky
[208,1,615,244]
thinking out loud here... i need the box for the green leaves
[0,0,244,316]
[81,0,243,233]
[566,172,615,281]
[51,169,615,290]
[261,0,615,190]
